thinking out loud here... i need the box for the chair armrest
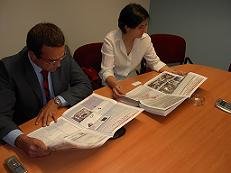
[138,59,152,74]
[82,67,99,81]
[184,57,193,64]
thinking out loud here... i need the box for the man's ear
[28,50,37,61]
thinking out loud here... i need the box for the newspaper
[119,71,207,116]
[29,93,143,150]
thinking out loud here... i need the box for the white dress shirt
[99,29,166,82]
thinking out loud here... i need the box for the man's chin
[48,68,58,72]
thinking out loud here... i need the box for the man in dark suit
[0,23,92,157]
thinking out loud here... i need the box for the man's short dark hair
[26,23,65,58]
[118,3,149,33]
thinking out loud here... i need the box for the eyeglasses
[41,51,66,65]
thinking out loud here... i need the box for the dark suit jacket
[0,47,92,140]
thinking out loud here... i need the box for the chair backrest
[150,34,186,64]
[229,63,231,72]
[73,42,103,90]
[73,42,103,72]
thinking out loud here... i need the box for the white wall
[0,0,150,58]
[149,0,231,70]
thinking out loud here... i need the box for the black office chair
[228,63,231,72]
[140,34,193,74]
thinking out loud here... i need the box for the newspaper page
[29,93,143,150]
[119,71,207,116]
[120,85,186,116]
[172,72,207,96]
[29,117,109,150]
[144,71,207,97]
[62,93,143,136]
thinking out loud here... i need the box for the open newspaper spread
[29,93,143,150]
[119,71,207,116]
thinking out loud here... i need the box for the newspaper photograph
[145,71,207,97]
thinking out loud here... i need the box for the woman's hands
[112,84,126,99]
[105,76,126,99]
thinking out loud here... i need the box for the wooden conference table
[1,64,231,173]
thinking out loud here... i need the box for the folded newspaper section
[119,71,207,116]
[29,93,143,150]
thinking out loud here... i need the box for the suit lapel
[23,54,43,105]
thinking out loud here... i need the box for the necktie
[41,70,50,103]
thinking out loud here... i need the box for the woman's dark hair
[26,22,65,58]
[118,3,149,33]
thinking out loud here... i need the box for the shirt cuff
[57,95,69,106]
[2,129,23,147]
[151,61,166,71]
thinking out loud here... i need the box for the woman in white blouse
[100,3,181,98]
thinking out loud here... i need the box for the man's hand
[15,134,51,158]
[35,99,59,127]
